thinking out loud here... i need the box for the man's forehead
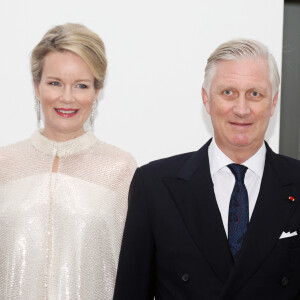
[211,58,271,87]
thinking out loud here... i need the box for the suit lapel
[219,145,300,299]
[163,140,234,284]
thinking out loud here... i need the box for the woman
[0,23,136,299]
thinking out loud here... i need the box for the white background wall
[0,0,284,166]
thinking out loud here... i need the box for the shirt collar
[208,138,266,177]
[30,130,98,157]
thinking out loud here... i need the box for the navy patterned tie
[227,164,249,262]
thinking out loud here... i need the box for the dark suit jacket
[114,140,300,300]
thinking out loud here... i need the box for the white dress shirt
[208,138,266,236]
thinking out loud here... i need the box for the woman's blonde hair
[31,23,107,89]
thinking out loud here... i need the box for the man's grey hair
[202,38,280,98]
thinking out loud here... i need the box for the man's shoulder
[138,151,197,179]
[271,151,300,172]
[266,146,300,185]
[138,140,211,179]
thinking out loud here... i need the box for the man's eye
[224,90,232,96]
[77,84,87,89]
[251,91,260,97]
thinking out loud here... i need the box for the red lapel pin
[289,196,295,202]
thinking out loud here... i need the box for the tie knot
[227,163,247,183]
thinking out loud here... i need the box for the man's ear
[270,92,279,117]
[202,87,211,115]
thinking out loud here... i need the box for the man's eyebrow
[214,85,268,92]
[249,87,268,93]
[214,84,236,90]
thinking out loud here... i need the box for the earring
[89,100,97,129]
[35,96,41,128]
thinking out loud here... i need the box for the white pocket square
[279,231,298,239]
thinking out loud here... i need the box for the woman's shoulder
[93,139,137,167]
[0,138,31,159]
[86,139,137,184]
[0,138,33,181]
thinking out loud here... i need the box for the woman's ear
[34,80,40,99]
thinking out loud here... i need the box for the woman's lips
[54,108,79,118]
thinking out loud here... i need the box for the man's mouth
[229,122,252,127]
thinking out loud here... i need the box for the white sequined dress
[0,131,137,300]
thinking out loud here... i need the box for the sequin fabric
[0,130,137,300]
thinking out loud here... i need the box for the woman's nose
[61,86,74,103]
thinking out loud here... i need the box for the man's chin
[230,137,252,148]
[230,138,264,152]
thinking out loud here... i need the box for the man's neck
[214,140,264,164]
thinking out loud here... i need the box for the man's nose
[232,96,250,117]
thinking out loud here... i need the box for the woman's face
[34,51,100,141]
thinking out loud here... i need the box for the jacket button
[182,273,190,282]
[281,276,289,286]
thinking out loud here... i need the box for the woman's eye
[77,84,87,89]
[224,90,233,96]
[50,81,60,86]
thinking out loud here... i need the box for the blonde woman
[0,23,136,299]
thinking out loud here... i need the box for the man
[113,39,300,299]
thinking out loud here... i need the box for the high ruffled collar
[30,130,98,157]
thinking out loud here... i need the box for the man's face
[202,58,278,159]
